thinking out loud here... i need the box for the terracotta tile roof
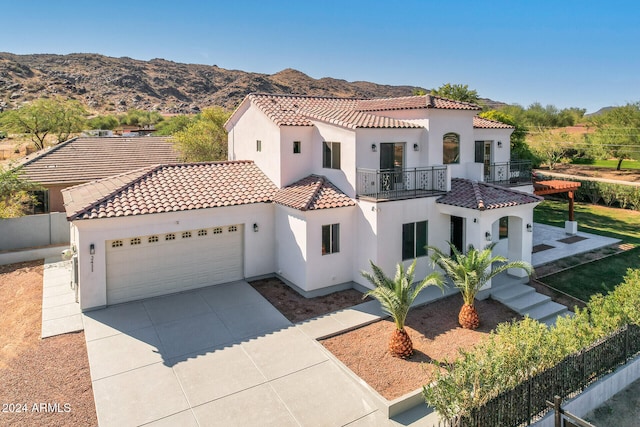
[299,107,422,129]
[63,161,278,220]
[357,95,481,111]
[17,136,180,185]
[437,178,542,211]
[273,175,355,211]
[239,93,481,128]
[473,116,514,129]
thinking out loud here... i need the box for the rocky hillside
[0,53,439,114]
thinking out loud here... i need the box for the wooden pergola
[533,180,582,220]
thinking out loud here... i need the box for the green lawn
[534,200,640,245]
[534,200,640,301]
[570,159,640,169]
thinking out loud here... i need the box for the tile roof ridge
[427,94,481,109]
[467,179,486,211]
[13,137,79,170]
[302,174,326,211]
[67,164,161,220]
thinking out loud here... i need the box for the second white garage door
[106,224,243,305]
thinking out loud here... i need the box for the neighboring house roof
[229,93,482,129]
[62,161,278,220]
[473,116,515,129]
[437,178,542,211]
[273,175,356,211]
[17,136,180,185]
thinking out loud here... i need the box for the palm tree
[429,242,533,330]
[362,260,443,358]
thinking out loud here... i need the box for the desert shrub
[538,174,639,210]
[628,188,640,211]
[599,183,617,206]
[423,269,640,420]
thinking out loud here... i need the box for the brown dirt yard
[537,164,640,182]
[0,260,97,427]
[251,277,520,400]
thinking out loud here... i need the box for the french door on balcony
[475,140,492,180]
[380,143,404,191]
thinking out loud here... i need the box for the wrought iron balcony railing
[485,161,532,186]
[356,166,448,201]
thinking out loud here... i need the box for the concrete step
[491,284,536,304]
[538,307,574,327]
[525,301,569,323]
[506,292,551,315]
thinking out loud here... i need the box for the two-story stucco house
[63,93,541,311]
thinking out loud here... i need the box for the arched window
[443,132,460,164]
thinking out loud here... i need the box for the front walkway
[41,257,82,338]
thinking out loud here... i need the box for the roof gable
[273,175,355,211]
[63,161,278,220]
[228,93,482,130]
[18,136,180,185]
[437,178,542,211]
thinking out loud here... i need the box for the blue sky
[3,0,639,113]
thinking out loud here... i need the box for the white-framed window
[256,140,262,152]
[322,224,340,255]
[322,141,341,169]
[443,132,460,164]
[402,220,427,260]
[293,140,301,154]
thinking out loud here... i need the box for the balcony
[356,166,448,201]
[485,161,532,186]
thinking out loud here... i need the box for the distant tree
[155,114,194,136]
[0,166,41,218]
[412,88,427,96]
[87,115,119,130]
[431,83,480,104]
[479,110,534,161]
[172,107,230,162]
[118,109,163,128]
[0,97,88,149]
[526,127,578,169]
[586,102,640,170]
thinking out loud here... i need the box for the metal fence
[485,161,532,186]
[356,166,447,200]
[432,324,640,427]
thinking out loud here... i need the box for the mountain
[0,53,440,114]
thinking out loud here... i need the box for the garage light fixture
[253,223,259,232]
[89,243,95,255]
[497,141,503,148]
[527,223,533,232]
[413,143,419,151]
[371,143,377,152]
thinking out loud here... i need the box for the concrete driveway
[82,280,395,426]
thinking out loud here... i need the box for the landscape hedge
[423,268,640,420]
[535,172,640,210]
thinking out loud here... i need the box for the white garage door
[106,225,243,305]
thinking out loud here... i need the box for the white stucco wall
[473,128,514,164]
[309,122,357,197]
[72,203,275,311]
[227,103,284,186]
[274,205,308,288]
[353,197,449,290]
[280,126,314,187]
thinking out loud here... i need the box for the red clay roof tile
[273,175,355,211]
[437,178,542,211]
[63,161,278,220]
[473,116,514,129]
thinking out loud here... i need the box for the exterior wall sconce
[497,141,503,148]
[89,243,95,255]
[371,143,377,152]
[413,143,419,151]
[253,223,259,232]
[526,223,533,232]
[485,231,492,241]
